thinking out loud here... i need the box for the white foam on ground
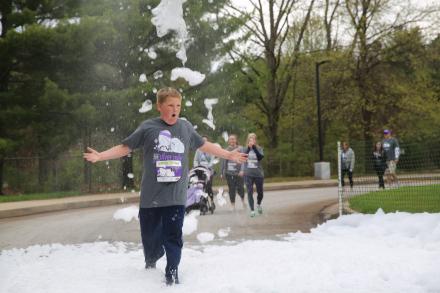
[197,232,215,243]
[217,227,231,238]
[216,187,226,206]
[113,206,139,222]
[182,210,199,235]
[2,211,439,292]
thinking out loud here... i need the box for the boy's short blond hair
[156,87,182,104]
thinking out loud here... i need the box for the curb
[0,181,338,219]
[0,194,140,219]
[262,181,337,191]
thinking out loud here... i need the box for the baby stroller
[186,166,216,215]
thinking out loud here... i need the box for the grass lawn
[263,176,316,183]
[0,191,84,203]
[349,185,440,213]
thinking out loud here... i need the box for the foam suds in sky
[202,98,218,130]
[138,99,152,113]
[139,73,147,83]
[151,0,188,65]
[171,67,206,86]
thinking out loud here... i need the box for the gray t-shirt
[221,145,242,176]
[242,146,264,178]
[122,117,204,208]
[341,148,355,170]
[193,149,214,170]
[382,137,400,161]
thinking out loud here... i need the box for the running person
[382,129,400,187]
[193,136,215,197]
[221,134,246,210]
[83,87,247,285]
[372,141,387,189]
[242,133,264,217]
[340,141,355,189]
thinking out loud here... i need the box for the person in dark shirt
[340,141,355,189]
[382,129,400,187]
[372,141,387,189]
[241,133,264,217]
[193,136,216,199]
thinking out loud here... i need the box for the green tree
[226,0,316,149]
[343,0,435,143]
[0,0,81,193]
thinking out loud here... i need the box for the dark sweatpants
[139,205,185,277]
[341,168,353,188]
[225,174,245,203]
[245,176,264,211]
[375,170,385,189]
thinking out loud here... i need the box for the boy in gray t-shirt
[121,117,204,208]
[84,87,247,285]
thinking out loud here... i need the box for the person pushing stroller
[186,165,214,215]
[193,136,216,209]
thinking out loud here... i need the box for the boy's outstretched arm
[199,142,247,164]
[83,144,131,163]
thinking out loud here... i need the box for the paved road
[0,187,338,250]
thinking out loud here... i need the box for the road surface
[0,187,338,250]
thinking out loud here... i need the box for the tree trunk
[38,155,48,191]
[0,157,4,195]
[0,2,12,38]
[266,111,279,149]
[83,128,92,193]
[0,3,13,196]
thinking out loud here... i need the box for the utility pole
[315,60,330,161]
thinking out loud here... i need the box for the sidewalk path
[0,179,337,219]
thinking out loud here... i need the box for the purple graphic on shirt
[154,130,185,182]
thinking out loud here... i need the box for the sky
[1,209,439,293]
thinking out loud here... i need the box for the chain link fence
[337,140,440,214]
[2,152,143,195]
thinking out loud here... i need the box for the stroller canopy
[189,166,211,183]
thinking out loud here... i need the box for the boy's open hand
[83,147,101,163]
[230,149,247,163]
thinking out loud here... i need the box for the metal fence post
[337,141,343,216]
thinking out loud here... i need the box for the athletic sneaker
[250,211,256,218]
[257,205,263,214]
[165,269,179,285]
[145,262,156,269]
